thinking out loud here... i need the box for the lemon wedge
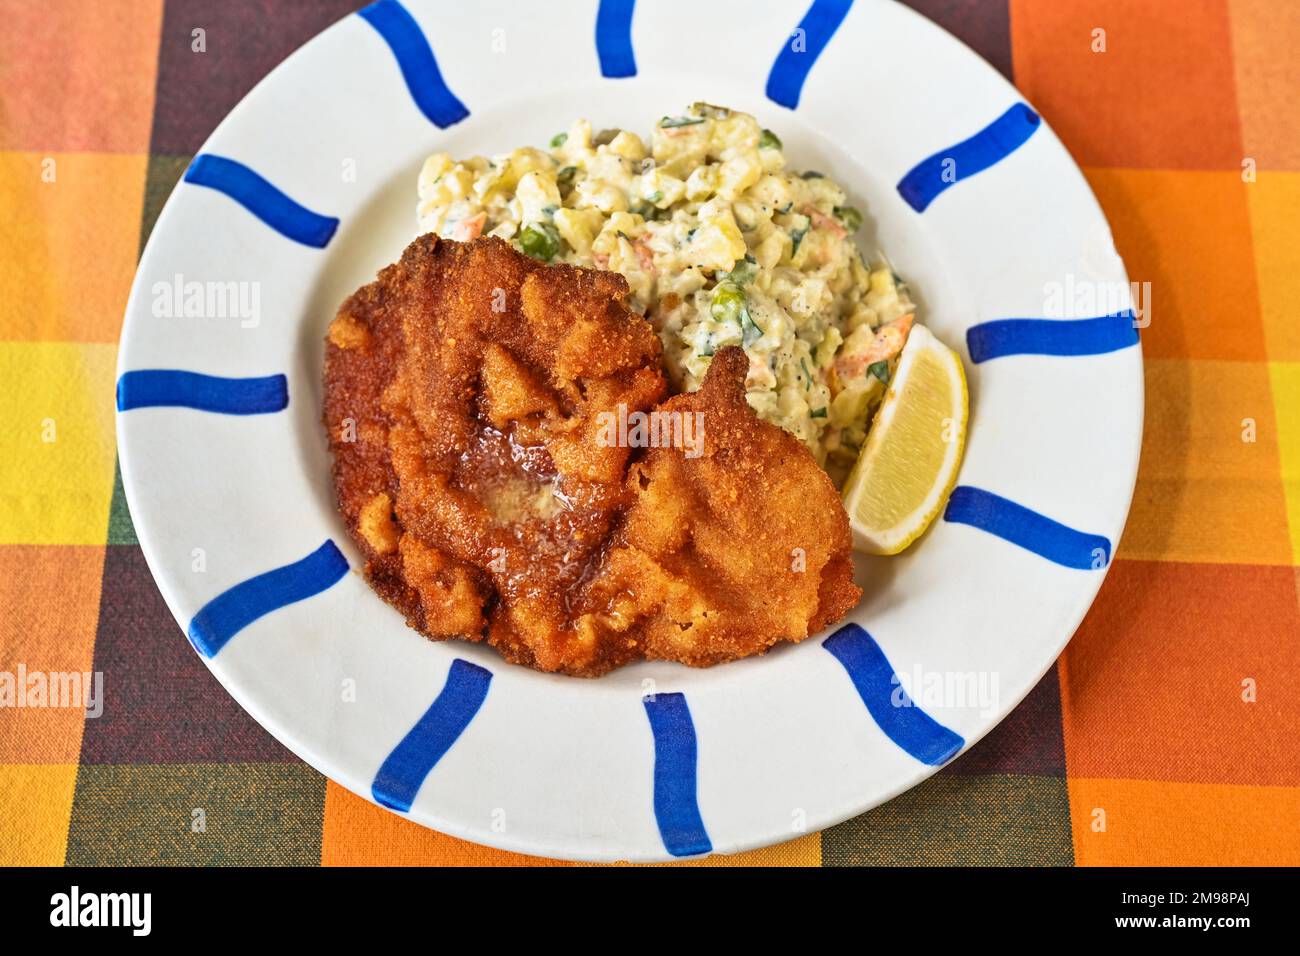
[841,323,968,554]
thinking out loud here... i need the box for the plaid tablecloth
[2,0,1297,867]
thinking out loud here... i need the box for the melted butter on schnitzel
[324,235,859,676]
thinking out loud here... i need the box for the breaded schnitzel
[324,235,859,675]
[595,346,860,666]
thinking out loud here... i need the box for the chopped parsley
[790,224,809,256]
[867,360,890,384]
[739,305,764,346]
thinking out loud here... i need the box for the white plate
[116,0,1142,861]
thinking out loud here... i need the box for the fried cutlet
[591,346,861,666]
[323,235,859,675]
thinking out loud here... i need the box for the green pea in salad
[415,102,916,474]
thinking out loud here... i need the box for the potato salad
[416,103,916,470]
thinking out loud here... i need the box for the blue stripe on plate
[967,312,1139,363]
[643,693,712,857]
[372,659,493,812]
[944,486,1111,570]
[595,0,637,78]
[183,154,340,248]
[896,103,1041,213]
[116,370,288,414]
[187,541,350,658]
[823,624,964,766]
[765,0,854,109]
[359,0,469,128]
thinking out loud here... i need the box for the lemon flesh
[841,324,968,555]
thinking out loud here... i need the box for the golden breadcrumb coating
[323,235,859,675]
